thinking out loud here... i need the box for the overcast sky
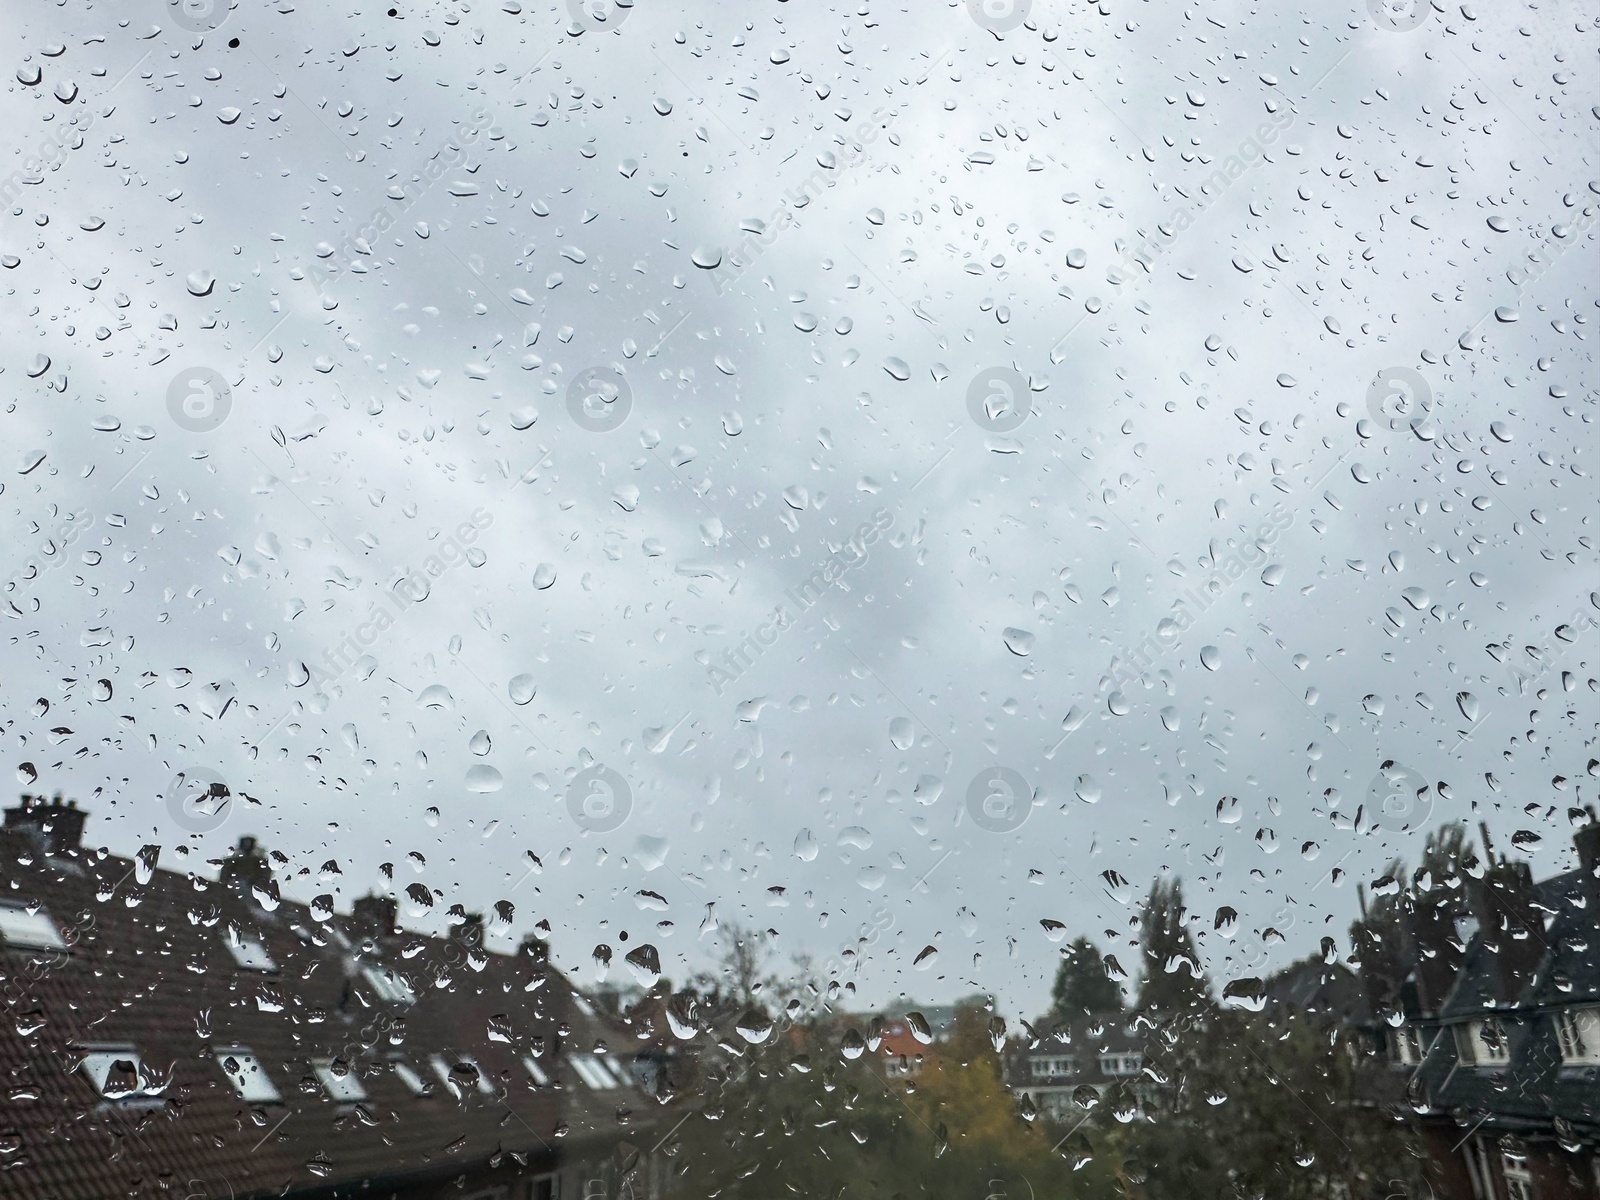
[4,0,1595,1023]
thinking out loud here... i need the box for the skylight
[76,1047,150,1100]
[522,1054,550,1086]
[392,1060,430,1096]
[569,1054,624,1090]
[222,925,276,971]
[0,902,67,951]
[362,964,416,1004]
[215,1048,281,1104]
[312,1059,367,1103]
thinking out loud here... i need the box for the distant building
[1004,1016,1158,1121]
[1355,812,1600,1199]
[876,1016,932,1078]
[0,793,672,1200]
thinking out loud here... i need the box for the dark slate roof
[1004,1016,1150,1090]
[1263,957,1363,1022]
[0,821,666,1200]
[1409,864,1599,1139]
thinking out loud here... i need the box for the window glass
[6,2,1597,1199]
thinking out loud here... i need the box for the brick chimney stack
[1467,822,1547,1003]
[1400,889,1465,1016]
[217,835,274,895]
[451,912,485,949]
[1575,804,1600,904]
[3,793,87,854]
[352,893,399,937]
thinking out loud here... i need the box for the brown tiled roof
[0,806,666,1199]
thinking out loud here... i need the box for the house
[1358,812,1600,1199]
[1004,1016,1157,1122]
[877,1016,932,1078]
[0,793,672,1200]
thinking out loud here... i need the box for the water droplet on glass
[465,764,504,793]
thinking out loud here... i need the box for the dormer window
[1393,1026,1427,1066]
[223,925,275,971]
[1099,1053,1142,1077]
[1455,1018,1511,1066]
[1556,1008,1600,1066]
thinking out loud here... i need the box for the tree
[1137,878,1210,1014]
[1122,1006,1433,1200]
[1050,937,1125,1020]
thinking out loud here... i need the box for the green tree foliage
[1137,878,1210,1015]
[1050,937,1126,1020]
[664,946,1122,1199]
[1121,1006,1431,1200]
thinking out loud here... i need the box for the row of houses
[0,793,674,1200]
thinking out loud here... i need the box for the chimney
[217,835,273,895]
[1466,826,1546,1003]
[352,894,398,937]
[520,934,550,966]
[451,912,485,949]
[1351,902,1408,1021]
[1400,889,1465,1016]
[1576,806,1600,905]
[3,793,87,855]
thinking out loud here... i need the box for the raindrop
[416,684,455,710]
[465,765,504,793]
[888,717,914,750]
[1002,628,1035,656]
[736,1009,774,1044]
[509,674,537,704]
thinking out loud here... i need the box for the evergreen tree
[1050,936,1125,1020]
[1137,877,1210,1014]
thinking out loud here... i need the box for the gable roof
[0,816,665,1200]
